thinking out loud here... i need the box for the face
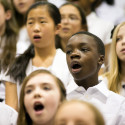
[24,73,61,125]
[66,34,100,81]
[55,102,96,125]
[59,5,83,40]
[26,6,57,49]
[116,25,125,63]
[13,0,35,15]
[0,3,9,36]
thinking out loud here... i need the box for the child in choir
[102,22,125,97]
[54,100,105,125]
[2,1,73,111]
[17,69,66,125]
[66,31,125,125]
[0,0,18,102]
[56,2,87,52]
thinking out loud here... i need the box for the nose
[122,39,125,45]
[70,51,81,59]
[33,23,40,32]
[34,88,41,98]
[62,17,70,24]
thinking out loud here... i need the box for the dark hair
[0,0,19,72]
[17,69,66,125]
[104,0,114,5]
[7,44,35,84]
[7,1,61,83]
[25,1,61,25]
[72,31,105,56]
[110,25,117,38]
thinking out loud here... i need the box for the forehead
[117,25,125,35]
[27,6,50,18]
[57,102,95,118]
[26,73,57,86]
[60,5,80,15]
[67,34,97,47]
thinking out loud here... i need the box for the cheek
[27,27,32,37]
[116,43,120,56]
[71,22,81,30]
[46,93,61,113]
[24,95,31,111]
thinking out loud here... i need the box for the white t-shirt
[0,103,18,125]
[87,12,114,45]
[67,80,125,125]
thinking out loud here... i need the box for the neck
[33,45,56,67]
[75,73,99,90]
[60,38,69,52]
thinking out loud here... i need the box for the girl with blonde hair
[103,22,125,96]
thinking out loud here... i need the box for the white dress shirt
[67,80,125,125]
[0,103,18,125]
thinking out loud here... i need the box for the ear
[98,55,104,66]
[55,23,61,35]
[5,10,12,20]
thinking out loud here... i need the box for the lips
[71,61,82,74]
[121,48,125,52]
[18,2,25,8]
[62,28,70,32]
[33,35,41,42]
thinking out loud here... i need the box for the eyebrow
[67,42,87,48]
[27,17,46,20]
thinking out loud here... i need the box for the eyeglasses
[61,15,81,22]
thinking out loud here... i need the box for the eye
[66,50,72,55]
[81,48,88,52]
[40,21,46,23]
[116,37,121,42]
[70,16,79,21]
[25,89,32,94]
[43,86,51,91]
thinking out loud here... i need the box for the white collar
[74,80,109,102]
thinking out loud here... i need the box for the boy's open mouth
[71,62,82,73]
